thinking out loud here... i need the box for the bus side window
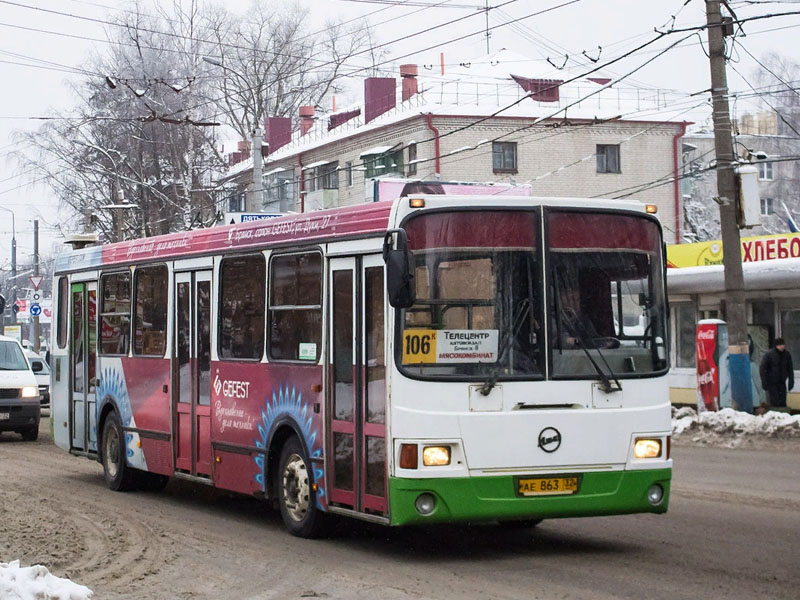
[218,255,266,360]
[133,265,168,357]
[268,252,322,362]
[57,276,69,349]
[100,271,131,356]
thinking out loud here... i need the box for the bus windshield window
[547,211,667,378]
[400,211,543,379]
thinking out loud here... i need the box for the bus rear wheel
[101,412,136,491]
[277,437,325,538]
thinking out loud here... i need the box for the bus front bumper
[388,468,671,526]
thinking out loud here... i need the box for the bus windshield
[400,210,543,379]
[547,211,667,378]
[397,208,667,381]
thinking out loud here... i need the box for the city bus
[51,195,672,537]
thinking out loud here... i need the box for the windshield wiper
[562,309,622,393]
[479,298,532,396]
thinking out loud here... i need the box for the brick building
[219,51,689,243]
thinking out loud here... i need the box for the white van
[24,349,50,409]
[0,335,41,440]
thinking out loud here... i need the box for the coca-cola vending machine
[696,319,731,412]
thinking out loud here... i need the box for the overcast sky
[1,0,799,270]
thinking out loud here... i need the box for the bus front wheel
[101,412,136,491]
[277,437,325,538]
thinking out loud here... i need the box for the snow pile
[672,406,800,439]
[0,560,92,600]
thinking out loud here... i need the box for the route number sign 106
[402,330,436,364]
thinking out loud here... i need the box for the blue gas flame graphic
[253,384,324,506]
[96,366,134,457]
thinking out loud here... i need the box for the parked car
[0,335,40,440]
[24,349,50,409]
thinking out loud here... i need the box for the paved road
[1,420,797,599]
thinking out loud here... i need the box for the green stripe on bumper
[388,468,671,526]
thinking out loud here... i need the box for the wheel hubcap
[105,426,119,479]
[282,453,310,522]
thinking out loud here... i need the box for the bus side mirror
[383,230,415,309]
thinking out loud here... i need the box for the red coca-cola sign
[696,323,720,411]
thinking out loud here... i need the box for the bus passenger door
[328,256,387,514]
[70,281,97,452]
[173,270,213,478]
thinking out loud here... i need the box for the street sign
[29,276,43,290]
[29,303,42,317]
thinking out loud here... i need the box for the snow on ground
[672,406,800,447]
[0,560,92,600]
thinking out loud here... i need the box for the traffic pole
[33,219,40,353]
[705,0,753,412]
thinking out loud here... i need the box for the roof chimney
[400,64,418,102]
[264,116,292,155]
[364,77,396,124]
[299,106,315,136]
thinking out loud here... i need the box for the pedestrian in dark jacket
[759,337,794,408]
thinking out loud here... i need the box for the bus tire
[101,412,136,491]
[277,437,325,538]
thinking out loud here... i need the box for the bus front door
[328,256,387,515]
[70,281,97,452]
[173,271,213,478]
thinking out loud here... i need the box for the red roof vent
[364,77,396,124]
[299,106,315,136]
[512,76,563,102]
[400,64,418,102]
[264,116,292,155]
[328,108,361,131]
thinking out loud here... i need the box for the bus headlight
[633,438,662,459]
[21,386,38,398]
[422,446,451,466]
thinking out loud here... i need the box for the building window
[268,252,322,362]
[133,265,168,357]
[675,304,697,369]
[345,161,353,186]
[492,142,517,173]
[218,255,265,360]
[364,150,403,179]
[780,309,800,364]
[265,170,294,212]
[407,143,417,176]
[597,144,621,173]
[758,161,773,181]
[306,162,339,192]
[100,272,131,356]
[227,191,245,212]
[761,197,774,216]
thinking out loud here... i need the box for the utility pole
[705,0,752,412]
[250,127,263,212]
[0,206,17,327]
[484,0,491,54]
[32,219,40,353]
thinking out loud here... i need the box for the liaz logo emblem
[538,427,562,453]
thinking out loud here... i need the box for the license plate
[0,413,9,420]
[517,475,580,497]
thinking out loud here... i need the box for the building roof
[223,49,693,179]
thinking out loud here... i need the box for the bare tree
[204,2,377,139]
[15,0,379,241]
